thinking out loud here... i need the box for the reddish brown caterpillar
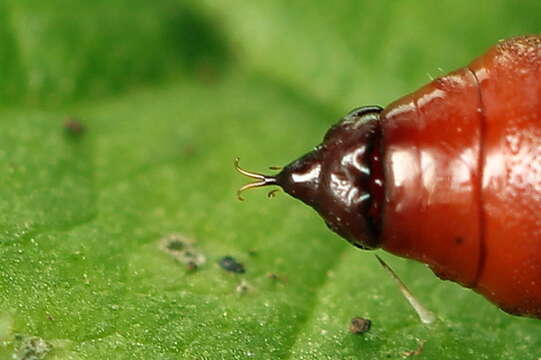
[236,35,541,319]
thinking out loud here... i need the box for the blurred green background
[0,1,540,359]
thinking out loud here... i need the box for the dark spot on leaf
[267,273,279,280]
[166,239,185,251]
[454,236,464,245]
[218,256,245,274]
[64,117,86,136]
[159,233,206,269]
[236,279,251,294]
[186,262,199,272]
[349,317,371,334]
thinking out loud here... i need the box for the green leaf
[1,1,540,359]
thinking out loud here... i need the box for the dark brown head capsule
[235,106,384,249]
